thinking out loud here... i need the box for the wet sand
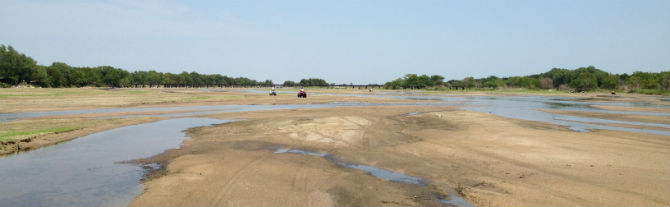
[540,109,669,124]
[590,105,670,113]
[131,106,669,206]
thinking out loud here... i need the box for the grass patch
[0,127,81,142]
[0,117,129,143]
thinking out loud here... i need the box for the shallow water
[0,118,230,206]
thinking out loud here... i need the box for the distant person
[269,86,277,96]
[298,87,307,98]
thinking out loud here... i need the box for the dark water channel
[0,118,230,206]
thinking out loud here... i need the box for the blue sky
[1,0,668,84]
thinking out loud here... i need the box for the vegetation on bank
[0,127,81,142]
[0,45,330,88]
[385,67,669,95]
[2,44,667,95]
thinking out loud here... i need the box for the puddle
[274,148,473,206]
[0,118,231,207]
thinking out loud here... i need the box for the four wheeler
[269,91,277,96]
[297,91,307,98]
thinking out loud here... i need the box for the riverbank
[131,106,669,206]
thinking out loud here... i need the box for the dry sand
[131,106,669,206]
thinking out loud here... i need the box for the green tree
[283,80,297,87]
[0,45,38,85]
[570,72,597,91]
[599,74,618,90]
[463,77,475,88]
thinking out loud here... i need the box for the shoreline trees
[384,66,669,95]
[1,44,667,94]
[0,45,284,88]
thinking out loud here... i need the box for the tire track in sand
[210,154,268,206]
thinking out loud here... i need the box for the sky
[1,0,668,84]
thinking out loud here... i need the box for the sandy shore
[131,106,669,206]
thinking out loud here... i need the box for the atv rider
[297,87,307,98]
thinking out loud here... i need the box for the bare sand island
[131,106,669,206]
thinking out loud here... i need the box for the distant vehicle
[269,91,277,96]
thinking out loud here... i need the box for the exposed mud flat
[131,106,669,206]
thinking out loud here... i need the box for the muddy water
[0,118,230,206]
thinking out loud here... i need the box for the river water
[0,118,230,206]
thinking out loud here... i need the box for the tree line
[385,66,669,94]
[0,45,331,88]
